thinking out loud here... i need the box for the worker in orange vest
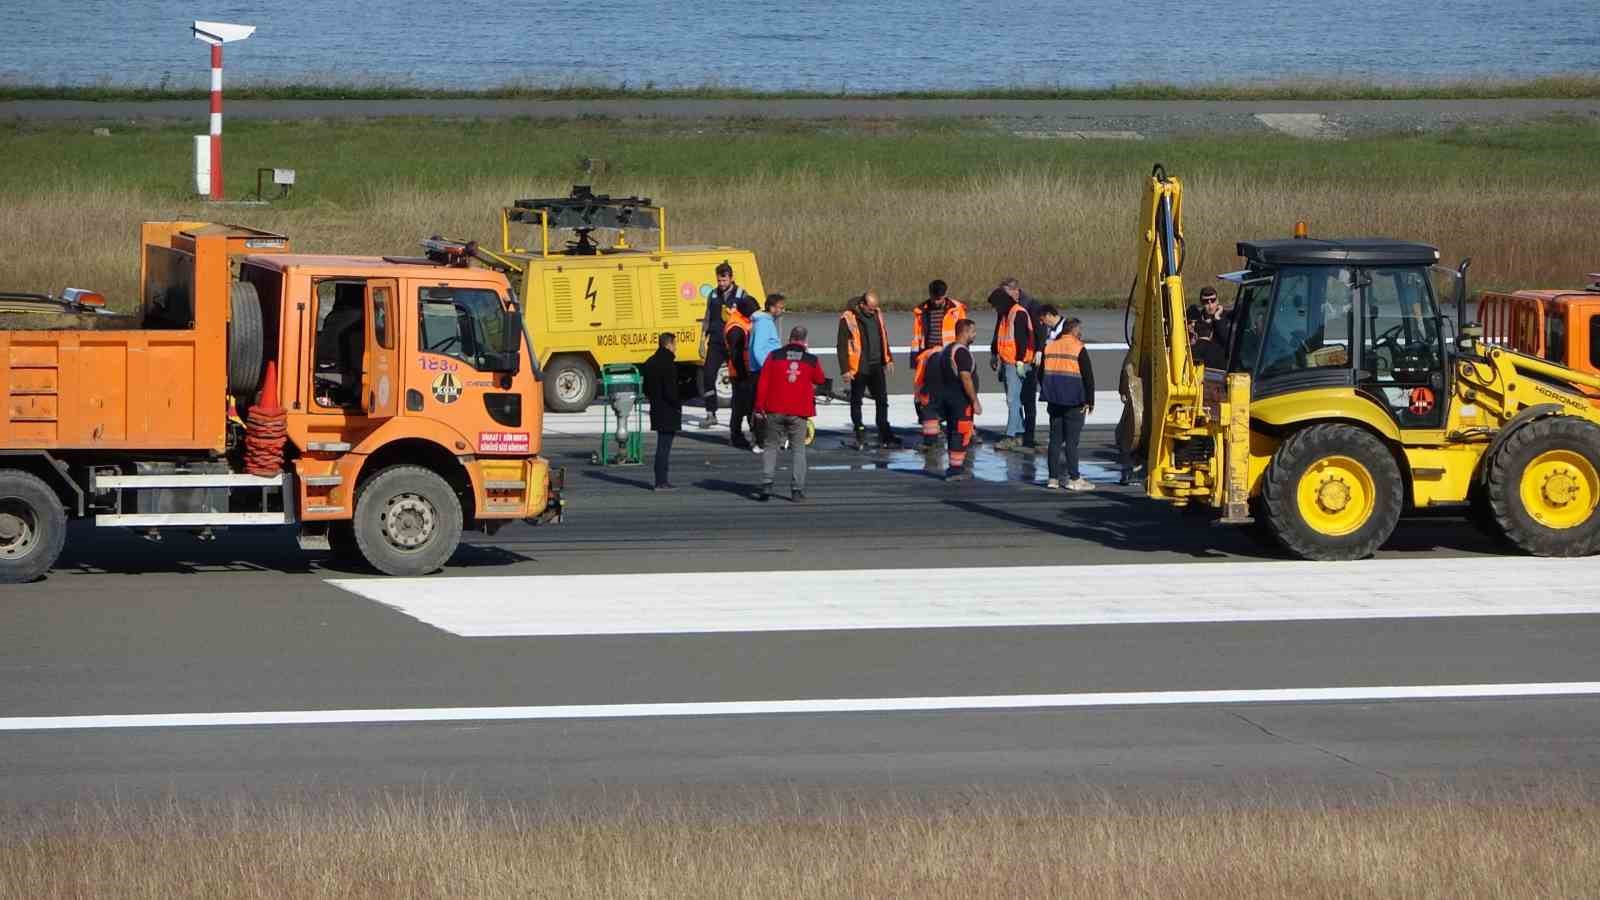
[836,290,901,450]
[1038,309,1097,491]
[722,296,758,450]
[988,286,1035,452]
[920,318,983,481]
[909,279,969,441]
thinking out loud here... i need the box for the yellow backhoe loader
[1121,164,1600,560]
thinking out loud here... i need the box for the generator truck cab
[1123,165,1600,560]
[0,222,561,583]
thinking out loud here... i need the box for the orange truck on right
[1478,275,1600,401]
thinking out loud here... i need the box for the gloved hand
[1015,361,1028,378]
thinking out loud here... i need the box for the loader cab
[1224,238,1448,429]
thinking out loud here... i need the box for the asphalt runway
[5,422,1600,822]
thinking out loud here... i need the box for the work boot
[851,427,868,451]
[758,481,774,501]
[1045,478,1061,490]
[944,468,971,482]
[732,436,753,450]
[1067,477,1095,492]
[994,437,1020,452]
[699,413,718,430]
[880,433,904,449]
[791,489,807,503]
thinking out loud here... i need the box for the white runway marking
[330,557,1600,638]
[5,682,1599,732]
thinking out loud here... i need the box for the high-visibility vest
[840,308,892,374]
[1040,332,1086,406]
[995,303,1030,365]
[910,299,968,353]
[723,313,751,379]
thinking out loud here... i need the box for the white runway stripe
[544,390,1124,436]
[6,682,1599,732]
[330,557,1600,638]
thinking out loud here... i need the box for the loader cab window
[1546,310,1568,365]
[418,286,520,372]
[1361,266,1445,427]
[312,279,366,408]
[1253,266,1354,380]
[1230,278,1274,372]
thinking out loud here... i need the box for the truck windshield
[418,287,518,371]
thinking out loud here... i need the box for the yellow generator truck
[464,187,765,412]
[1122,164,1600,560]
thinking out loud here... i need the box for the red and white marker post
[191,20,255,201]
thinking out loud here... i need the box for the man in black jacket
[642,332,683,491]
[698,261,754,429]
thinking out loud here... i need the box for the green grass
[6,116,1598,204]
[4,73,1600,102]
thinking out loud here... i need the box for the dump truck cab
[464,187,767,412]
[1477,279,1600,399]
[0,222,559,584]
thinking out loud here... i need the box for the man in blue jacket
[748,293,785,378]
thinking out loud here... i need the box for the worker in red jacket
[755,325,827,502]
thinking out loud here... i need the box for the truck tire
[1259,423,1402,561]
[228,281,265,397]
[1487,416,1600,557]
[0,469,68,584]
[544,355,597,412]
[351,466,464,576]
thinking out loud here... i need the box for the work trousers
[700,340,726,414]
[730,377,756,443]
[1020,364,1039,445]
[932,393,975,468]
[762,414,810,492]
[1000,363,1029,437]
[1047,404,1087,481]
[849,365,892,439]
[653,430,676,486]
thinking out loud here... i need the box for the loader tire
[0,469,67,584]
[228,281,266,397]
[1259,423,1402,561]
[1487,416,1600,557]
[352,466,463,576]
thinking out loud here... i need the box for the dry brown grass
[3,788,1598,899]
[5,170,1596,312]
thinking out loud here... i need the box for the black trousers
[849,365,892,438]
[700,341,726,414]
[730,377,756,443]
[1047,404,1087,481]
[653,430,676,486]
[1020,364,1039,445]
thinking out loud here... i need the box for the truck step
[95,512,290,527]
[93,473,289,489]
[302,475,344,487]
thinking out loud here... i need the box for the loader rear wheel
[352,466,463,576]
[1260,423,1402,561]
[1488,417,1600,557]
[228,281,265,397]
[0,470,67,584]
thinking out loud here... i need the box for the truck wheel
[544,356,597,412]
[228,281,265,397]
[352,466,464,576]
[0,470,67,584]
[1487,417,1600,557]
[1259,423,1402,561]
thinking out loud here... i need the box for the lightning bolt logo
[584,276,598,311]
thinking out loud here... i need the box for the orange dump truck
[0,222,561,583]
[1478,275,1600,401]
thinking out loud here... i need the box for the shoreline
[3,73,1598,104]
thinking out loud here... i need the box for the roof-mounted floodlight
[192,20,255,45]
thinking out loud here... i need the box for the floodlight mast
[191,20,255,201]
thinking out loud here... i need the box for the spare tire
[228,281,266,397]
